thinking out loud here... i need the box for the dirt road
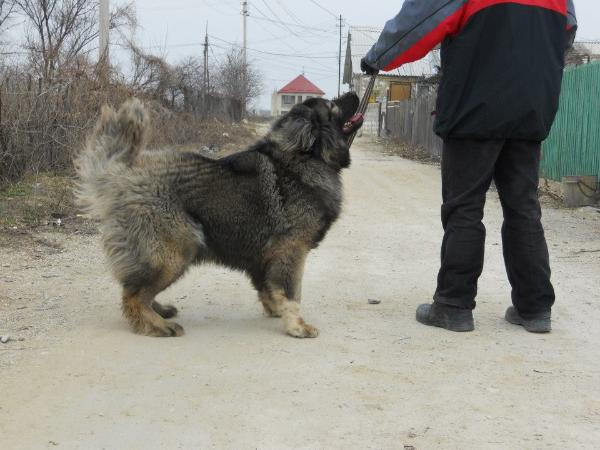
[1,138,599,449]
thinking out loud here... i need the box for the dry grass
[0,173,75,228]
[0,172,86,251]
[380,139,441,165]
[0,119,260,250]
[0,73,255,187]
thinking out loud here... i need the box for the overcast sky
[8,1,599,110]
[126,0,600,110]
[126,0,396,110]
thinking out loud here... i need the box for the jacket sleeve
[566,0,577,49]
[364,0,466,72]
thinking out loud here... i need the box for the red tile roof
[278,75,325,95]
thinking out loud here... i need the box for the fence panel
[385,92,442,159]
[362,102,381,137]
[386,63,599,173]
[541,62,600,181]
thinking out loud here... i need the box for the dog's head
[269,92,361,171]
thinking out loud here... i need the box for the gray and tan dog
[76,93,360,338]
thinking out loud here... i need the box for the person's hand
[360,58,379,75]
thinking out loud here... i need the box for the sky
[125,0,396,110]
[126,0,600,110]
[5,1,600,110]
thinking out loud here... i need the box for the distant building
[343,26,440,102]
[566,41,600,66]
[271,75,325,117]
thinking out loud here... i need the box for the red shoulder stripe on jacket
[383,0,569,71]
[383,6,466,71]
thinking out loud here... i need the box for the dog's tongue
[343,113,364,135]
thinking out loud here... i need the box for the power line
[123,38,338,59]
[209,34,338,59]
[308,0,338,19]
[259,0,299,37]
[252,1,328,48]
[249,15,334,34]
[248,9,304,54]
[209,44,223,66]
[275,0,306,27]
[252,31,301,45]
[208,42,336,77]
[245,52,335,76]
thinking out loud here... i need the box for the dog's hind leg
[121,246,194,337]
[107,213,202,337]
[151,300,179,319]
[123,288,184,337]
[126,236,200,337]
[263,242,318,338]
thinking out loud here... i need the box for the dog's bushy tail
[75,98,148,220]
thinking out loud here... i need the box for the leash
[344,73,378,148]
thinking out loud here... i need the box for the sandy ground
[1,138,599,450]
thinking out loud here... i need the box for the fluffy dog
[76,93,361,338]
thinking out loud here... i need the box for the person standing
[361,0,577,333]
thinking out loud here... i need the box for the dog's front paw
[286,319,319,338]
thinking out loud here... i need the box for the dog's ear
[272,104,316,153]
[333,93,360,125]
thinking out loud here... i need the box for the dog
[75,92,361,338]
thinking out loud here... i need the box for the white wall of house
[271,92,323,117]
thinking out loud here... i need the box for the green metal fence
[541,62,600,181]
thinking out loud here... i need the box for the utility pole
[99,0,109,63]
[338,15,343,97]
[242,1,248,66]
[203,24,209,113]
[99,0,110,85]
[347,32,354,91]
[242,1,249,117]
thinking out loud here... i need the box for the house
[343,26,440,102]
[566,41,600,66]
[271,75,325,117]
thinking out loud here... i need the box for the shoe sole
[505,311,551,333]
[416,314,474,332]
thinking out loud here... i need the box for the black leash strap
[347,74,378,148]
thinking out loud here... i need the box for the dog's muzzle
[342,113,364,136]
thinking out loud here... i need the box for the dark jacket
[364,0,578,141]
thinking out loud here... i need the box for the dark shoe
[416,303,474,332]
[505,306,551,333]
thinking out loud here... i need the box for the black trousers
[434,138,555,317]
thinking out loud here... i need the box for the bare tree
[126,42,210,112]
[15,0,135,80]
[127,41,173,101]
[214,48,262,110]
[171,56,204,111]
[0,0,15,37]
